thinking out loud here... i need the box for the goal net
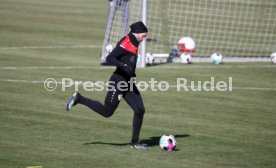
[100,0,276,64]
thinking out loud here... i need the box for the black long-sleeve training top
[106,33,139,80]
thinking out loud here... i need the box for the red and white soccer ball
[159,134,177,151]
[180,53,192,64]
[177,37,195,53]
[211,52,223,64]
[271,52,276,64]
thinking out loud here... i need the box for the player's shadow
[83,141,129,146]
[83,134,190,147]
[140,134,190,147]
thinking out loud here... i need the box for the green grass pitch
[0,0,276,168]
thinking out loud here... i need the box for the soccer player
[66,21,149,151]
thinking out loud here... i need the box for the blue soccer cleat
[66,92,79,111]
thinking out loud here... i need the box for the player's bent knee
[135,107,145,116]
[103,111,114,118]
[103,106,116,118]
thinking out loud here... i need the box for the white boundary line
[0,66,114,70]
[150,65,276,69]
[0,65,275,70]
[0,79,275,91]
[0,79,46,84]
[168,85,276,91]
[0,45,101,50]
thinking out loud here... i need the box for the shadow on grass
[83,134,190,147]
[140,134,190,147]
[83,142,129,146]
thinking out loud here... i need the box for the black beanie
[130,21,148,33]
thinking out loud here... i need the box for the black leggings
[78,73,145,143]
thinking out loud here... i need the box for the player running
[66,21,149,151]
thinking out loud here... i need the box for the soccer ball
[178,37,195,53]
[211,52,223,64]
[146,52,154,64]
[159,134,177,151]
[105,44,113,54]
[180,53,192,64]
[271,52,276,64]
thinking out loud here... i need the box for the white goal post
[100,0,276,66]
